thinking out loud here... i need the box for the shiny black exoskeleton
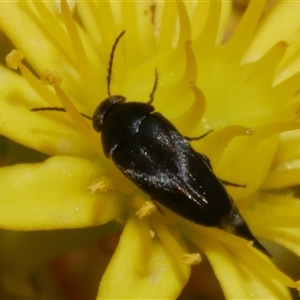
[94,96,234,227]
[32,30,270,257]
[93,92,271,257]
[92,31,270,257]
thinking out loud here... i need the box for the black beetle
[32,30,270,257]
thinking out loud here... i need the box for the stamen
[19,64,60,107]
[87,176,113,194]
[41,70,63,86]
[135,201,156,219]
[247,240,254,248]
[5,49,24,70]
[53,85,102,156]
[7,50,64,107]
[149,230,155,238]
[151,217,201,265]
[182,253,201,265]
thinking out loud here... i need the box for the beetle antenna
[31,107,92,120]
[31,31,126,119]
[148,68,158,105]
[107,30,126,97]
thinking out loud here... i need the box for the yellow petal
[0,1,104,111]
[97,214,190,299]
[244,2,300,83]
[263,227,300,257]
[0,156,127,230]
[244,1,300,60]
[0,66,96,158]
[244,193,300,256]
[192,235,292,299]
[0,223,118,274]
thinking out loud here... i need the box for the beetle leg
[184,129,213,141]
[106,30,126,97]
[196,152,246,187]
[195,152,213,171]
[219,179,246,188]
[31,107,92,120]
[151,199,165,216]
[148,68,159,105]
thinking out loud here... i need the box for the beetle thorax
[92,95,126,132]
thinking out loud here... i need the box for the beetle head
[92,95,126,132]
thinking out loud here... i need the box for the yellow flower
[0,0,300,298]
